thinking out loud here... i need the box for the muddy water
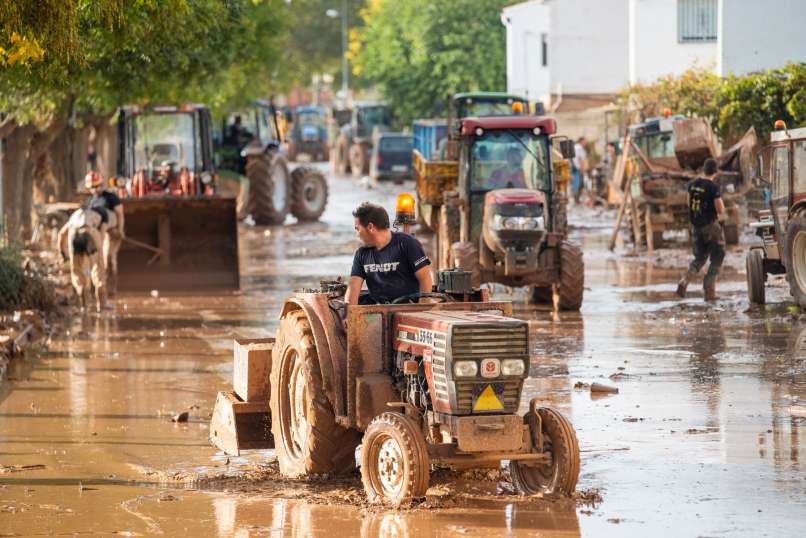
[1,170,805,536]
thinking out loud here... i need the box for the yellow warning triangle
[473,385,504,412]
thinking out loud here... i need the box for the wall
[502,1,551,102]
[629,0,717,84]
[503,0,628,103]
[550,0,629,95]
[718,0,806,76]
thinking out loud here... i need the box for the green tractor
[217,100,328,225]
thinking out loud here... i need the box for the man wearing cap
[677,158,725,301]
[85,171,125,295]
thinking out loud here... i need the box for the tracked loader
[113,105,239,292]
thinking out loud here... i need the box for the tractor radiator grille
[454,380,523,414]
[450,325,529,359]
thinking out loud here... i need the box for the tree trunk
[70,125,91,192]
[2,124,35,243]
[21,119,67,239]
[93,115,118,179]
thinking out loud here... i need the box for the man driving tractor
[345,202,432,305]
[489,147,527,189]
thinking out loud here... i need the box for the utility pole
[341,0,349,102]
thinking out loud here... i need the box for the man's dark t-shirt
[351,232,431,303]
[688,178,720,227]
[87,191,121,225]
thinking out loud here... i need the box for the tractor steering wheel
[391,292,453,305]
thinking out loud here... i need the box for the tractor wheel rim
[272,165,286,211]
[288,353,308,455]
[793,231,806,294]
[376,436,404,494]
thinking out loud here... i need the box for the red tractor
[211,271,580,506]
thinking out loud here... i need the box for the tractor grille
[450,323,528,415]
[454,380,523,414]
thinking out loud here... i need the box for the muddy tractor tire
[361,412,430,507]
[290,166,329,222]
[349,143,369,178]
[723,223,740,246]
[510,407,580,496]
[746,248,766,305]
[246,151,290,225]
[334,135,350,176]
[270,311,360,477]
[558,242,584,311]
[784,215,806,308]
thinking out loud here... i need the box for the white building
[504,0,806,105]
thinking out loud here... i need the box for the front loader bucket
[209,391,273,456]
[117,197,239,292]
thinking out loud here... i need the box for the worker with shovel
[57,207,109,312]
[676,158,725,301]
[85,171,125,295]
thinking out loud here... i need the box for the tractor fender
[791,200,806,220]
[241,141,280,158]
[279,296,347,419]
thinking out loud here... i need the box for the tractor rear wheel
[270,310,360,477]
[746,248,766,305]
[558,242,584,310]
[510,407,579,496]
[361,412,430,507]
[246,151,289,225]
[785,215,806,308]
[290,166,328,222]
[349,143,368,178]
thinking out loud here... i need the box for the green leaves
[353,0,509,126]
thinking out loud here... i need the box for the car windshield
[132,112,198,173]
[460,99,526,118]
[297,111,324,126]
[470,129,550,192]
[380,136,412,153]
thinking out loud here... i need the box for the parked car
[370,132,413,182]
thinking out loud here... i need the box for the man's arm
[115,205,125,237]
[57,222,70,261]
[345,276,364,305]
[415,266,433,294]
[715,197,726,219]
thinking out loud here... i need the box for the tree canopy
[352,0,509,125]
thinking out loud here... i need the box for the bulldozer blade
[209,391,273,456]
[117,196,239,292]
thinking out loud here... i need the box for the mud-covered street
[0,167,803,537]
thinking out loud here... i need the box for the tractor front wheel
[270,310,360,477]
[361,412,430,507]
[785,215,806,308]
[558,242,584,310]
[746,248,766,305]
[290,166,328,222]
[510,407,580,496]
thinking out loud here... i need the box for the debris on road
[789,405,806,418]
[590,382,619,394]
[171,411,189,423]
[0,464,47,474]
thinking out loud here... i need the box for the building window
[541,33,548,67]
[678,0,717,43]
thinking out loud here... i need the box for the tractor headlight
[502,359,526,376]
[453,361,478,378]
[492,215,544,231]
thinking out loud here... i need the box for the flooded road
[1,167,805,536]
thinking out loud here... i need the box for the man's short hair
[703,158,718,176]
[353,202,390,230]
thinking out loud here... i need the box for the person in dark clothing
[346,202,433,305]
[85,171,125,296]
[677,158,725,301]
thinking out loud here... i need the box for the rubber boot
[676,271,696,298]
[703,280,717,302]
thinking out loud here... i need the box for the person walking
[676,158,725,301]
[571,137,588,203]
